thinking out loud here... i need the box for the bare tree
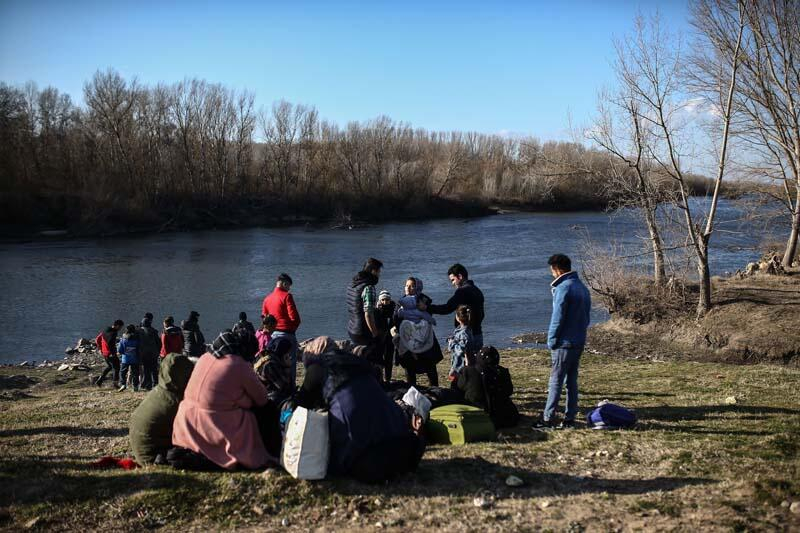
[614,8,743,316]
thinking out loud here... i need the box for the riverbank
[515,267,800,367]
[1,348,799,531]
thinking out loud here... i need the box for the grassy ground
[1,349,799,532]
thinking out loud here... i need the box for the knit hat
[379,289,392,302]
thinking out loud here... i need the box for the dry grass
[1,349,799,532]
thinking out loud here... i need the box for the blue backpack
[586,403,636,429]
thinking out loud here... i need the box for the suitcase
[425,404,496,445]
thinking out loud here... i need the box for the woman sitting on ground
[455,346,519,428]
[295,349,426,483]
[128,353,194,464]
[170,330,280,470]
[254,336,294,403]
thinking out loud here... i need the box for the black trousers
[98,355,120,384]
[252,400,282,458]
[349,433,425,484]
[141,356,159,389]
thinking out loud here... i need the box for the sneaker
[94,378,103,388]
[133,387,140,392]
[532,418,555,429]
[117,385,127,392]
[557,420,576,430]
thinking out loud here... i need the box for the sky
[0,0,693,141]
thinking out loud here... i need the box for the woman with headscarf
[455,346,519,428]
[295,349,426,483]
[393,277,444,386]
[171,330,277,470]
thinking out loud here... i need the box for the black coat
[429,280,485,335]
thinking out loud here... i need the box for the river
[0,198,784,363]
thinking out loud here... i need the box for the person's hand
[411,414,424,435]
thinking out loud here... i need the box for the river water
[0,199,784,363]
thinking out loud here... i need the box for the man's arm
[362,286,379,337]
[286,293,301,330]
[428,290,463,316]
[547,287,568,349]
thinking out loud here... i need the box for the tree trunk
[644,206,666,285]
[783,203,800,267]
[696,241,711,318]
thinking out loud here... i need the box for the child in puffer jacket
[118,324,141,391]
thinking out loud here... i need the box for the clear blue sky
[0,0,692,140]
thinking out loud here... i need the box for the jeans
[98,355,120,385]
[271,331,298,386]
[543,346,583,422]
[120,363,140,390]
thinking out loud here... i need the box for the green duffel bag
[426,404,496,445]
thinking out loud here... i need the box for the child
[161,316,184,357]
[256,314,278,357]
[118,324,141,392]
[94,319,124,388]
[447,305,476,382]
[254,337,294,403]
[396,293,436,326]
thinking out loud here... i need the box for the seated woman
[254,336,294,403]
[296,350,426,483]
[171,330,279,470]
[455,346,519,428]
[128,353,194,464]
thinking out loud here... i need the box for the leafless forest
[0,71,719,235]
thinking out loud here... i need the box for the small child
[396,293,436,326]
[256,314,278,357]
[447,305,476,382]
[118,324,141,392]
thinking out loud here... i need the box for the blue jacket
[547,272,591,350]
[118,333,140,365]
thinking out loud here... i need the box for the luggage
[426,404,496,445]
[281,407,329,479]
[586,402,637,429]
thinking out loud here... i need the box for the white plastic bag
[402,386,432,421]
[281,406,329,480]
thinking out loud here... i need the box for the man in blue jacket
[534,254,591,429]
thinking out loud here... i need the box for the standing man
[95,319,124,388]
[534,254,591,429]
[182,311,206,359]
[346,258,383,346]
[262,273,301,383]
[137,312,162,390]
[429,263,485,348]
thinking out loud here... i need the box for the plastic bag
[281,407,329,480]
[402,386,432,421]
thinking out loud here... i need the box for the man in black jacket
[346,258,383,346]
[429,263,485,348]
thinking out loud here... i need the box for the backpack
[586,402,637,429]
[480,365,520,428]
[95,331,108,356]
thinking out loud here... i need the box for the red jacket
[161,326,185,357]
[262,287,301,333]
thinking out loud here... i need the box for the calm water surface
[0,199,782,363]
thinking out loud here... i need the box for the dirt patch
[584,270,800,366]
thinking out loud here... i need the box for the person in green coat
[129,353,194,464]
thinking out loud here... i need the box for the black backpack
[480,365,520,428]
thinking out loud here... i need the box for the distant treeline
[0,70,715,235]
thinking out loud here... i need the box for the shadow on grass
[327,456,712,497]
[635,404,800,422]
[0,426,128,438]
[0,456,214,508]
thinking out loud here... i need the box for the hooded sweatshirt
[117,333,140,365]
[129,353,195,463]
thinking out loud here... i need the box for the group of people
[104,253,591,483]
